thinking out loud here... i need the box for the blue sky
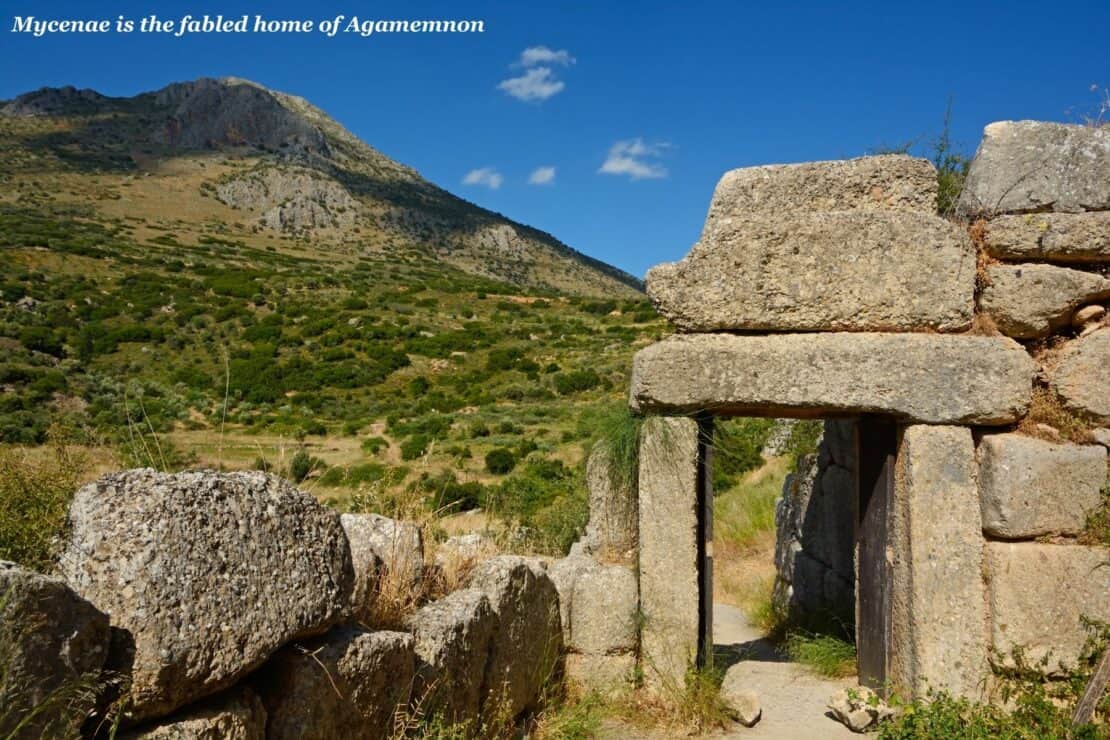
[2,1,1108,278]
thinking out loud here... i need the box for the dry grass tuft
[1016,387,1092,444]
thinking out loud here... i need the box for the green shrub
[712,417,776,491]
[361,436,388,454]
[288,449,320,483]
[553,369,601,395]
[400,434,430,461]
[485,448,516,475]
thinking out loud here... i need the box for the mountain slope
[0,77,641,296]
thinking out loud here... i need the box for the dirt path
[711,603,857,739]
[599,604,856,739]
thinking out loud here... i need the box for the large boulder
[405,588,496,724]
[584,443,637,559]
[958,121,1110,215]
[468,556,563,720]
[985,212,1110,263]
[57,470,354,721]
[0,562,110,739]
[648,210,973,332]
[986,543,1110,670]
[978,434,1106,538]
[699,156,937,227]
[255,628,414,740]
[1050,328,1110,424]
[980,263,1110,339]
[630,333,1034,425]
[121,686,266,740]
[568,564,638,654]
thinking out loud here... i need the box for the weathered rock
[565,654,636,695]
[700,156,937,229]
[0,562,110,739]
[584,442,638,559]
[978,434,1107,538]
[721,665,762,727]
[638,416,700,692]
[1051,328,1110,424]
[406,588,496,724]
[122,686,266,740]
[891,426,987,700]
[630,333,1033,425]
[57,470,354,721]
[761,419,800,458]
[434,533,496,570]
[216,166,360,234]
[986,543,1110,670]
[468,556,563,719]
[569,564,638,654]
[548,553,600,632]
[980,263,1110,339]
[959,121,1110,215]
[1092,428,1110,448]
[1073,304,1106,328]
[648,210,973,332]
[255,628,413,740]
[827,687,896,732]
[341,512,424,592]
[985,212,1110,263]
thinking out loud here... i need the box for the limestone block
[630,333,1033,425]
[565,654,636,695]
[637,416,700,693]
[980,263,1110,338]
[256,628,413,740]
[584,442,638,558]
[978,433,1107,538]
[123,686,266,740]
[1051,328,1110,424]
[986,543,1110,670]
[648,210,973,332]
[58,470,354,722]
[700,156,937,230]
[721,664,762,727]
[548,553,600,632]
[569,564,638,654]
[341,512,423,593]
[891,426,987,700]
[0,561,110,739]
[958,121,1110,215]
[985,212,1110,263]
[406,588,496,724]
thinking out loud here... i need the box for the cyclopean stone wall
[631,122,1109,701]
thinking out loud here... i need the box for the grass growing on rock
[783,631,858,678]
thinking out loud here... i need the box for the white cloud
[519,46,575,67]
[498,67,565,102]
[598,138,670,180]
[462,167,503,189]
[528,166,556,185]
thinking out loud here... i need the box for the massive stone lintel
[629,333,1033,425]
[637,416,700,693]
[958,120,1110,215]
[648,210,975,332]
[890,426,987,700]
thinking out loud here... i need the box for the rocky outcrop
[57,470,354,722]
[958,120,1110,215]
[1050,328,1110,423]
[978,434,1107,538]
[468,556,563,720]
[0,562,110,739]
[255,628,414,740]
[216,166,360,234]
[122,686,266,740]
[985,212,1110,263]
[980,263,1110,338]
[630,333,1034,424]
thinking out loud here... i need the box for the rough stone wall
[632,120,1109,701]
[772,419,857,627]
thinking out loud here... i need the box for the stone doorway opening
[697,415,898,691]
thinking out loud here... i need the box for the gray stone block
[630,333,1033,425]
[985,212,1110,263]
[980,263,1110,339]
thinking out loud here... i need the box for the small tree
[485,448,516,475]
